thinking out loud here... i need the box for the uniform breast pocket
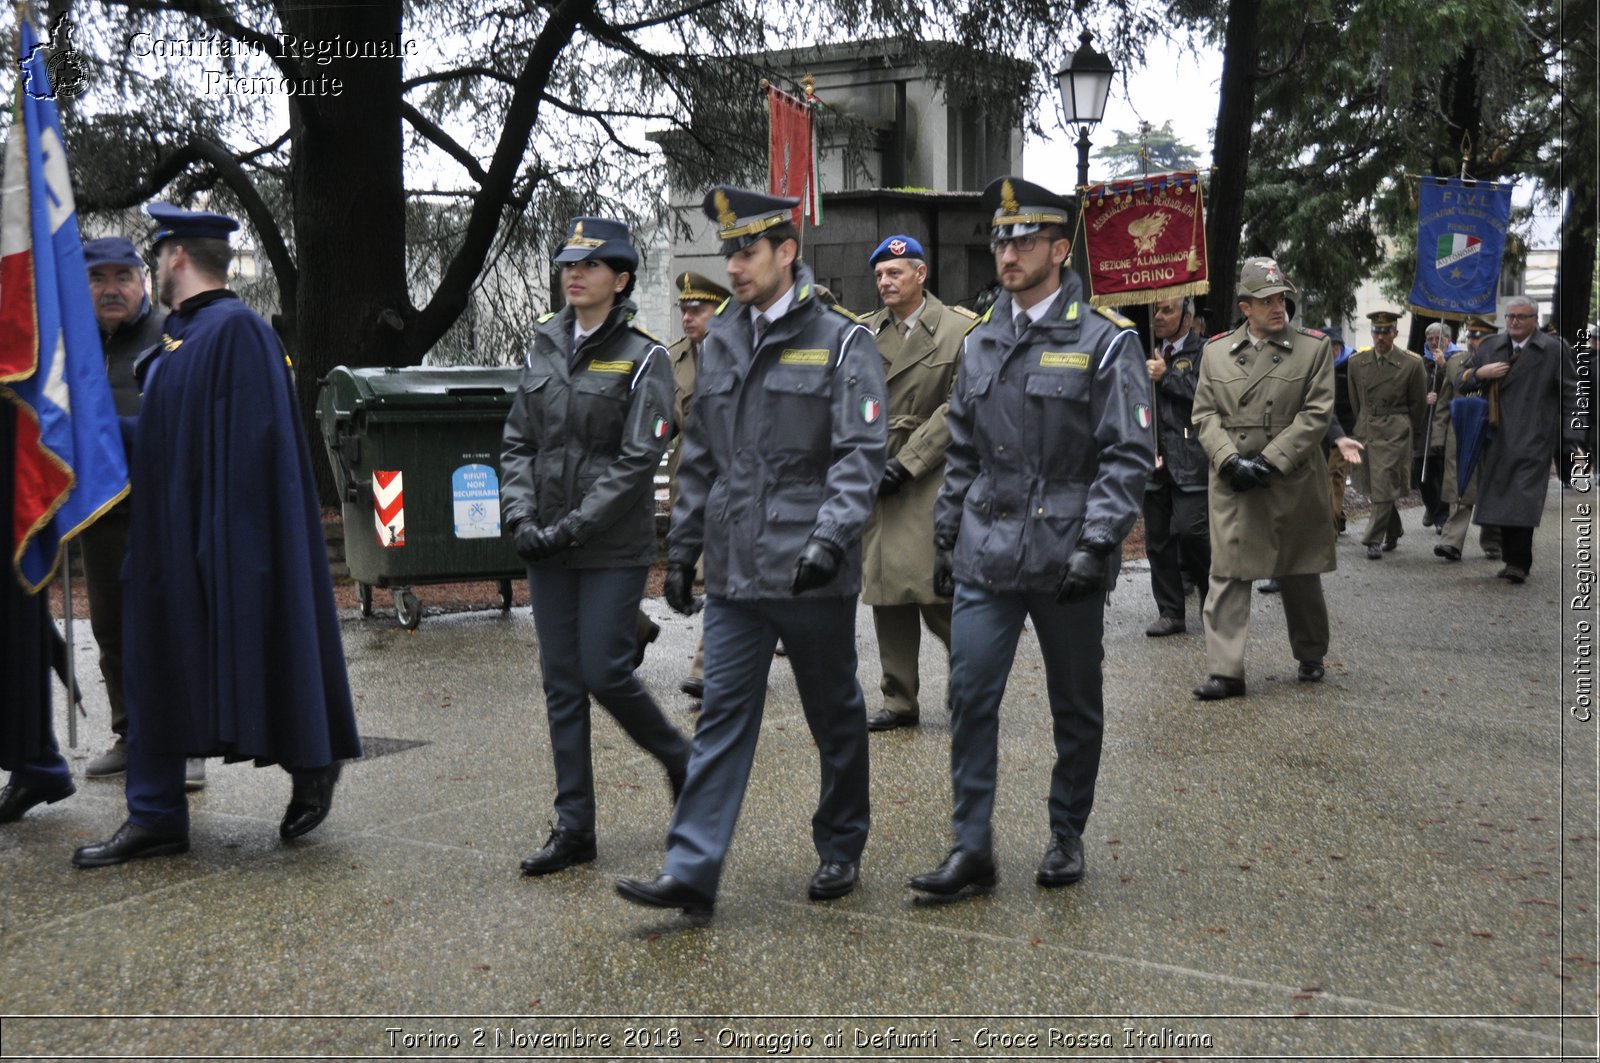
[761,368,830,453]
[1023,371,1089,449]
[572,372,628,441]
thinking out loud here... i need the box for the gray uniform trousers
[1202,572,1328,680]
[528,565,690,832]
[663,595,871,896]
[947,582,1105,855]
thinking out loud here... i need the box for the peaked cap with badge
[980,176,1072,241]
[1464,314,1497,336]
[675,270,730,305]
[702,185,799,256]
[552,216,638,271]
[1366,309,1401,330]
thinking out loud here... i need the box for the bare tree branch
[400,101,490,183]
[402,65,517,92]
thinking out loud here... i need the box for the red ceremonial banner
[767,85,819,227]
[1079,171,1209,307]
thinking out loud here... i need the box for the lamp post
[1054,31,1115,289]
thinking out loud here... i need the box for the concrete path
[1,483,1594,1059]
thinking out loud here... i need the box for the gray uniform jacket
[667,263,888,599]
[1147,329,1208,490]
[499,299,675,568]
[935,277,1154,593]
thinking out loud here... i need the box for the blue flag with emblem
[1,18,129,592]
[1407,177,1513,320]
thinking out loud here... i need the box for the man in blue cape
[74,204,360,867]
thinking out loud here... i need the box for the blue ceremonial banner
[1407,177,1513,321]
[1,19,129,592]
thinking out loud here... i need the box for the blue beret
[869,234,925,267]
[147,202,240,248]
[551,216,638,271]
[83,236,143,270]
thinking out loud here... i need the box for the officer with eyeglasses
[907,176,1154,900]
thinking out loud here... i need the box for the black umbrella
[1451,395,1493,497]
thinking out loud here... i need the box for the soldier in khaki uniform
[1433,315,1502,562]
[663,271,730,700]
[1347,310,1428,559]
[859,235,971,731]
[1190,258,1336,701]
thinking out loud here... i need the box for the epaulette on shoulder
[950,304,979,320]
[1209,330,1230,341]
[537,310,558,324]
[967,305,993,335]
[830,303,867,325]
[630,322,664,345]
[1095,305,1136,329]
[1300,327,1326,339]
[714,297,732,316]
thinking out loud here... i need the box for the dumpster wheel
[498,579,514,611]
[358,583,373,617]
[394,587,422,630]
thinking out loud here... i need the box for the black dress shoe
[1434,544,1461,561]
[1484,547,1502,561]
[280,763,342,840]
[679,675,704,699]
[1144,615,1186,636]
[1365,544,1383,560]
[615,874,715,915]
[1036,833,1085,887]
[1192,675,1247,700]
[72,820,189,868]
[1297,659,1325,683]
[633,619,660,670]
[907,848,997,896]
[0,779,74,823]
[520,827,597,875]
[1498,565,1528,584]
[866,709,917,732]
[807,860,859,900]
[1383,537,1398,552]
[1256,579,1280,594]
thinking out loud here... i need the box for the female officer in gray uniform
[500,217,690,877]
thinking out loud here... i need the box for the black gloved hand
[1221,454,1265,492]
[932,535,956,599]
[510,520,545,563]
[1241,453,1275,488]
[522,518,578,561]
[663,563,700,616]
[878,458,912,499]
[791,536,843,594]
[1055,533,1116,603]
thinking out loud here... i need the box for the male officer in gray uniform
[908,177,1153,900]
[616,187,887,915]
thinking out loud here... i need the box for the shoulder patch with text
[779,348,830,366]
[1040,351,1091,370]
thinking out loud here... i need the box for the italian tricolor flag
[1435,232,1482,268]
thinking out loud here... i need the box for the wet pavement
[1,483,1594,1060]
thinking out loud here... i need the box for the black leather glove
[932,535,956,599]
[791,537,843,594]
[1055,533,1116,603]
[663,563,700,616]
[878,458,912,498]
[1221,454,1265,492]
[1242,453,1275,487]
[516,516,578,561]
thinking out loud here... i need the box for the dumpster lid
[323,365,523,407]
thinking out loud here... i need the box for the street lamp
[1055,31,1115,192]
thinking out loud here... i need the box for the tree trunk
[279,0,413,504]
[1205,0,1261,328]
[1408,46,1483,354]
[1553,182,1597,339]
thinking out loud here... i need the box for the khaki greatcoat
[860,292,971,606]
[1346,346,1428,502]
[664,335,698,513]
[1191,323,1336,580]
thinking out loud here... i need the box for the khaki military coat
[1191,323,1336,580]
[664,335,699,512]
[1346,346,1428,502]
[859,292,971,605]
[1433,352,1479,506]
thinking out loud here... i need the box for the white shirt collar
[1014,287,1062,330]
[753,282,797,332]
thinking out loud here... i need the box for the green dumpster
[316,365,525,628]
